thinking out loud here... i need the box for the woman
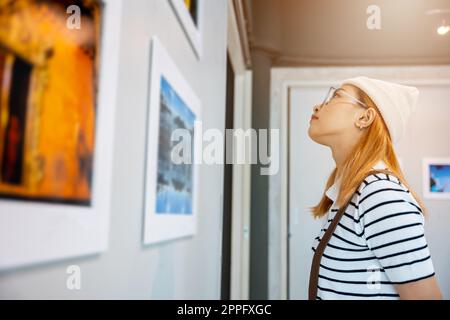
[307,76,442,300]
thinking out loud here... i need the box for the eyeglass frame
[319,86,369,109]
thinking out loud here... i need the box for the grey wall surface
[0,0,228,299]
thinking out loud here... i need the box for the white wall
[288,86,334,299]
[0,0,228,299]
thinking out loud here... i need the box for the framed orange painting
[0,0,121,271]
[0,0,102,205]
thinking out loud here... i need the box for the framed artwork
[0,0,102,205]
[169,0,203,59]
[0,0,121,270]
[422,158,450,200]
[143,37,201,244]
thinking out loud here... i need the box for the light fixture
[425,8,450,35]
[437,20,450,35]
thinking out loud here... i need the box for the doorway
[269,66,450,300]
[221,54,235,300]
[221,0,253,300]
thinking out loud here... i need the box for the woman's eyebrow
[335,88,345,95]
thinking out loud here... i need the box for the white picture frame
[0,0,121,270]
[422,158,450,200]
[169,0,203,59]
[143,37,201,245]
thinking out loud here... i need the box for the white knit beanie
[341,76,419,144]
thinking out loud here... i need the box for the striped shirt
[312,161,435,300]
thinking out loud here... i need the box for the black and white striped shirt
[312,161,435,300]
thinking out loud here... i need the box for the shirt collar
[325,160,388,202]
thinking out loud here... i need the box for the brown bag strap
[308,168,395,300]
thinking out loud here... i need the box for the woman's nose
[313,104,320,113]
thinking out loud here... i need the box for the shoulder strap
[308,168,396,300]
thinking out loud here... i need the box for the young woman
[307,76,442,300]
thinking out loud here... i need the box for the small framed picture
[143,37,201,244]
[422,158,450,200]
[169,0,203,59]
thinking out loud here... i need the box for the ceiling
[247,0,450,66]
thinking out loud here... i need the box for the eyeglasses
[320,86,368,109]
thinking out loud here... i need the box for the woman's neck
[331,139,357,180]
[332,148,347,177]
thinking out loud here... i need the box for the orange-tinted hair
[309,85,427,219]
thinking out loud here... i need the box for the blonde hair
[309,85,427,219]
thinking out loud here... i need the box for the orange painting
[0,0,102,205]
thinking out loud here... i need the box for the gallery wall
[0,0,228,299]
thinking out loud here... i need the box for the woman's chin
[307,126,318,141]
[308,128,328,146]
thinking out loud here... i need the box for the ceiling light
[437,20,450,35]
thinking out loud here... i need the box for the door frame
[269,65,450,300]
[222,0,252,300]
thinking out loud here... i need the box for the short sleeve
[357,176,435,284]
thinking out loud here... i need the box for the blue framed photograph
[423,158,450,200]
[156,76,195,215]
[143,37,201,245]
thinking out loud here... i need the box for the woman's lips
[310,115,319,121]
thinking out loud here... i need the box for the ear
[358,107,377,127]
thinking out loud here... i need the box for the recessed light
[425,9,450,35]
[437,20,450,35]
